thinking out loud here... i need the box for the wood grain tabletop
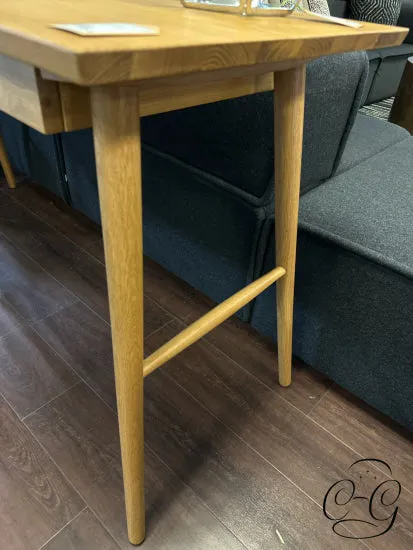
[0,0,408,85]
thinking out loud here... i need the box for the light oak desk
[0,0,406,544]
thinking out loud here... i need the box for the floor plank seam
[143,442,250,550]
[160,368,380,547]
[8,185,102,255]
[0,390,90,549]
[305,382,332,417]
[143,316,177,350]
[0,297,30,341]
[161,367,323,508]
[21,413,88,520]
[7,184,179,333]
[3,226,110,326]
[28,299,81,331]
[21,380,82,422]
[306,413,413,515]
[0,229,79,304]
[86,508,123,550]
[25,416,122,550]
[178,316,322,426]
[37,506,87,550]
[31,314,119,415]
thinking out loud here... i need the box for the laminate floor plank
[0,186,13,207]
[310,385,413,491]
[309,384,413,547]
[32,300,173,411]
[143,368,365,550]
[0,325,79,417]
[186,310,331,414]
[25,384,249,550]
[0,301,25,339]
[9,185,101,249]
[0,200,172,331]
[0,233,75,323]
[85,239,105,264]
[0,396,84,550]
[146,321,413,549]
[0,200,111,320]
[42,509,120,550]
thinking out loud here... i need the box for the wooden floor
[1,180,413,550]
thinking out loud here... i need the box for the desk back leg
[274,65,306,387]
[0,133,16,189]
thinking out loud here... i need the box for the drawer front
[0,55,64,134]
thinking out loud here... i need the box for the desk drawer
[0,55,64,134]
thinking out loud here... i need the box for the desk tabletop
[0,0,407,85]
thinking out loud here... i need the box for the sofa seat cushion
[299,139,413,279]
[337,114,410,174]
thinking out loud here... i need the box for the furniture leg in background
[0,133,16,188]
[274,66,306,387]
[91,85,145,545]
[390,56,413,134]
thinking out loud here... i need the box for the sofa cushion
[327,0,349,17]
[366,44,413,102]
[350,0,402,25]
[141,52,367,203]
[337,114,410,174]
[299,138,413,278]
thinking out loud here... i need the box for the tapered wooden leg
[0,134,16,189]
[91,85,145,545]
[274,65,306,387]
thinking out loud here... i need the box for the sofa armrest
[398,0,413,43]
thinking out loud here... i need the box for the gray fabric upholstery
[363,54,381,104]
[366,44,413,103]
[0,113,30,176]
[27,129,68,201]
[251,228,413,431]
[300,138,413,279]
[337,114,410,174]
[330,0,413,103]
[327,0,349,16]
[60,128,262,320]
[141,52,368,203]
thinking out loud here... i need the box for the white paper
[51,23,160,36]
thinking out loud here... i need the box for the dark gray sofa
[1,50,412,431]
[328,0,413,103]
